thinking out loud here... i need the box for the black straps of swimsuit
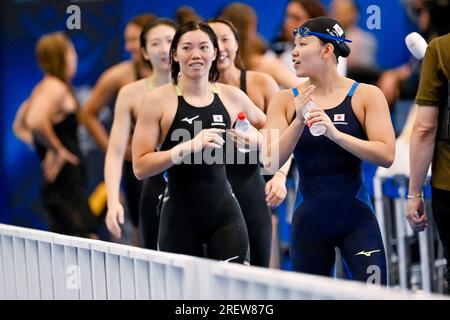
[240,70,247,94]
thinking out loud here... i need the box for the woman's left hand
[305,108,341,141]
[228,126,262,151]
[265,172,287,208]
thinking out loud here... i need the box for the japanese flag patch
[334,114,345,122]
[213,114,223,122]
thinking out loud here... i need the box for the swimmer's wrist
[276,169,287,177]
[407,193,423,199]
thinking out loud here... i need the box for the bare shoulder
[267,89,295,118]
[140,83,176,114]
[352,83,386,106]
[42,76,67,93]
[355,83,384,98]
[99,61,134,86]
[247,71,278,88]
[107,60,134,76]
[215,82,246,101]
[271,88,296,104]
[119,78,147,98]
[38,76,68,101]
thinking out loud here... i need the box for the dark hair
[128,13,157,28]
[425,0,450,37]
[140,19,178,68]
[169,21,220,84]
[318,38,351,60]
[207,17,245,70]
[300,17,351,59]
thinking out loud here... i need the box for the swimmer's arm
[105,87,133,207]
[409,105,438,195]
[26,81,67,152]
[133,92,191,180]
[333,85,395,168]
[79,67,121,152]
[262,91,304,173]
[261,73,279,114]
[12,99,34,147]
[237,89,266,129]
[261,73,295,176]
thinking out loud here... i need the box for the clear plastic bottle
[235,112,251,153]
[303,101,327,136]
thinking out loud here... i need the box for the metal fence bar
[1,223,446,300]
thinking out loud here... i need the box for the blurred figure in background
[79,13,155,243]
[175,6,202,25]
[13,100,34,148]
[221,2,300,88]
[104,19,177,249]
[24,32,100,238]
[330,0,379,85]
[377,0,450,109]
[330,0,377,70]
[270,0,326,75]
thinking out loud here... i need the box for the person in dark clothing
[25,32,99,237]
[104,19,177,249]
[132,21,265,262]
[208,18,293,267]
[79,14,155,232]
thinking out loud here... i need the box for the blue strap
[348,82,359,97]
[292,87,300,97]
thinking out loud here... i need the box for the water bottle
[235,112,251,153]
[303,101,326,136]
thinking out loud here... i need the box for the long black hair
[169,20,220,84]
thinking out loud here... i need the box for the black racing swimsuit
[158,85,248,263]
[132,78,166,250]
[35,113,100,236]
[225,70,272,267]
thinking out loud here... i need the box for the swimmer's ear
[322,43,335,60]
[141,47,150,63]
[171,49,179,62]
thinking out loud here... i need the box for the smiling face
[172,29,217,80]
[142,24,176,73]
[208,22,239,72]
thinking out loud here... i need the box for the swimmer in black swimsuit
[104,19,177,249]
[209,18,293,267]
[132,21,265,262]
[25,32,99,237]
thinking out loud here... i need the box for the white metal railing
[0,223,446,300]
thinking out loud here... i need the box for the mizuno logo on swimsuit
[355,249,381,257]
[221,255,240,263]
[181,115,199,124]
